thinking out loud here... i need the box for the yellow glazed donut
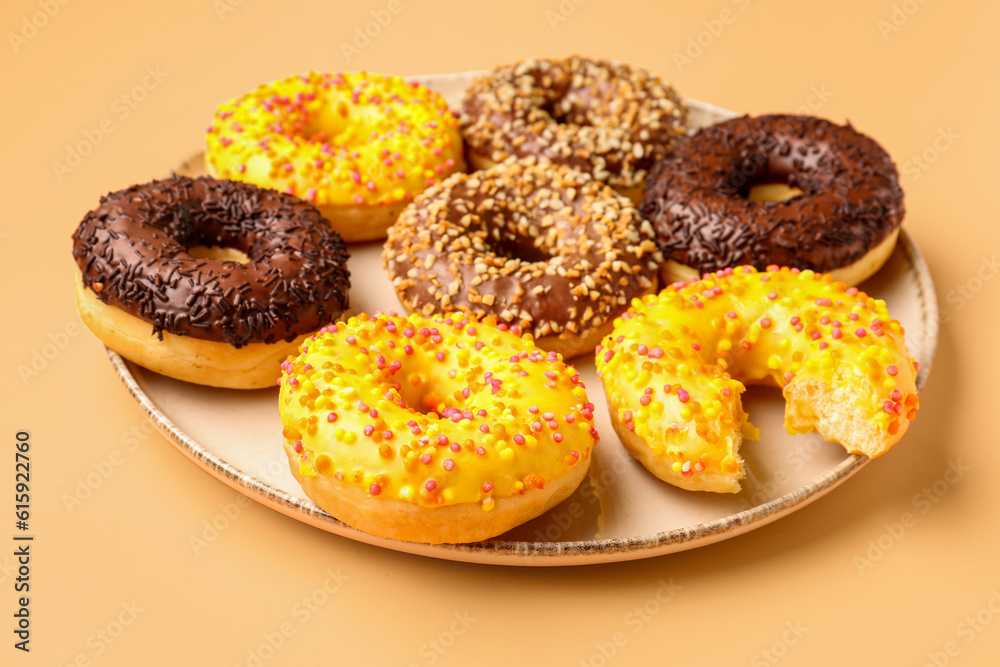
[596,265,920,493]
[206,71,466,243]
[279,312,598,544]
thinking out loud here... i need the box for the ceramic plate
[105,71,938,566]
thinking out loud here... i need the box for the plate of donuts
[101,70,938,566]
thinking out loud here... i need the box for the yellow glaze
[206,71,465,209]
[596,265,920,492]
[279,312,597,509]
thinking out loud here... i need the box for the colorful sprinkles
[206,71,464,209]
[279,312,597,509]
[595,265,920,491]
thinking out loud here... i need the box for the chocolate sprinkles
[640,114,905,275]
[71,175,350,347]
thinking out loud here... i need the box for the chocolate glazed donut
[641,114,905,286]
[382,159,662,359]
[72,175,350,347]
[461,56,689,204]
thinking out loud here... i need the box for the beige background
[2,0,998,664]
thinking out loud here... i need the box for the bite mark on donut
[596,265,920,493]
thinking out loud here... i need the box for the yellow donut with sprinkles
[206,71,465,242]
[278,312,598,544]
[596,265,920,493]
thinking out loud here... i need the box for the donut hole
[538,95,592,127]
[390,361,483,421]
[474,202,562,264]
[395,372,448,416]
[187,245,251,264]
[481,179,604,265]
[730,139,836,203]
[737,168,805,203]
[747,182,804,202]
[299,104,349,143]
[489,234,555,264]
[533,68,625,129]
[164,208,256,264]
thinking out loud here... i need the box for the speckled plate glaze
[105,71,938,566]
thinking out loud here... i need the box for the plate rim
[104,78,939,566]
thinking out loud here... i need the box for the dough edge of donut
[465,152,645,207]
[603,356,914,494]
[283,441,592,544]
[74,270,302,389]
[783,369,913,460]
[393,296,630,360]
[661,227,901,288]
[604,386,746,494]
[205,162,413,244]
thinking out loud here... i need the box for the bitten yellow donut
[596,266,920,493]
[279,312,598,544]
[206,71,466,243]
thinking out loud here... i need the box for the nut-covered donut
[71,175,350,389]
[279,311,598,544]
[641,114,905,287]
[382,158,663,359]
[460,56,689,204]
